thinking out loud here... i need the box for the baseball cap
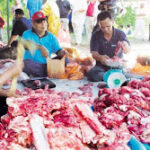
[32,11,46,22]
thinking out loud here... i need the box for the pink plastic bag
[57,25,71,44]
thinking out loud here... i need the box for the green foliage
[0,0,27,25]
[0,0,28,42]
[0,0,13,22]
[115,6,136,29]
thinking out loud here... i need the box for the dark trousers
[87,65,110,82]
[23,59,47,77]
[23,58,69,77]
[0,96,7,118]
[87,65,143,82]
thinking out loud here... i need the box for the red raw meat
[139,87,150,97]
[80,120,96,144]
[71,92,81,98]
[128,79,142,89]
[1,114,11,127]
[33,80,41,87]
[8,143,29,150]
[8,116,32,147]
[99,107,126,128]
[0,140,8,150]
[30,114,50,150]
[142,76,150,82]
[82,91,93,97]
[53,108,80,127]
[79,84,93,93]
[47,126,90,150]
[74,103,106,135]
[57,91,71,100]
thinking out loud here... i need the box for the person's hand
[120,41,130,54]
[40,46,49,58]
[7,91,20,97]
[92,51,110,66]
[100,55,110,65]
[57,50,66,59]
[6,44,11,48]
[79,10,85,13]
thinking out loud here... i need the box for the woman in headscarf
[42,0,60,36]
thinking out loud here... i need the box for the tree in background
[0,0,27,42]
[115,5,136,32]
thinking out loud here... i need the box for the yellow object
[130,63,150,76]
[64,47,79,59]
[42,2,60,36]
[10,38,37,94]
[10,39,24,93]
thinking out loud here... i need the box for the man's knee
[87,69,104,82]
[23,59,47,77]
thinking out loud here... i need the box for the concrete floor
[74,38,150,53]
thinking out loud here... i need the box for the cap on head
[32,11,46,22]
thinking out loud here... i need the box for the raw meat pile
[94,76,150,145]
[0,84,131,150]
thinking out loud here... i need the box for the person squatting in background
[87,11,130,82]
[42,0,60,36]
[22,11,66,77]
[7,9,32,47]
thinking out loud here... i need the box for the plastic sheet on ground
[49,77,99,99]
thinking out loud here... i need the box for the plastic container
[104,69,127,88]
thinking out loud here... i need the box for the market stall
[0,75,150,149]
[0,39,150,149]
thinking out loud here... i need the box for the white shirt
[71,0,88,23]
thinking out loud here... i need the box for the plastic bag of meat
[65,63,84,80]
[114,41,124,56]
[137,56,150,66]
[130,63,150,76]
[105,57,124,68]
